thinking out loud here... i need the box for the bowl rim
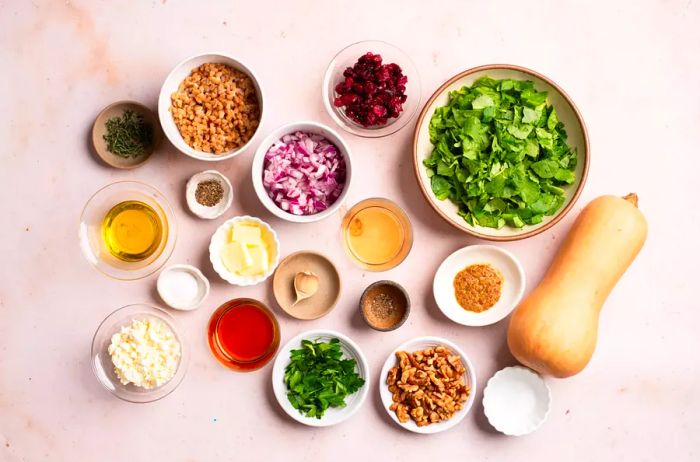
[158,52,264,161]
[378,335,477,434]
[78,180,178,281]
[432,244,526,326]
[271,328,370,427]
[412,63,590,241]
[359,280,411,331]
[272,250,342,320]
[251,120,353,223]
[90,303,189,403]
[322,39,422,138]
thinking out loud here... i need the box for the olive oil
[102,200,163,262]
[342,198,413,271]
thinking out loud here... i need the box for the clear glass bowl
[79,181,177,280]
[91,304,189,403]
[341,197,413,271]
[322,40,421,138]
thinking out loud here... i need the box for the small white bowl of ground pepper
[360,280,410,331]
[186,170,233,219]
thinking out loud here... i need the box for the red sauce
[207,299,280,371]
[217,304,274,361]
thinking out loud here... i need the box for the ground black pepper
[195,180,224,207]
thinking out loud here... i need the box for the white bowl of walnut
[379,336,477,434]
[158,52,264,161]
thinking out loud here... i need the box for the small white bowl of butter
[209,216,280,286]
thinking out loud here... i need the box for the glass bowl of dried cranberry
[323,40,421,138]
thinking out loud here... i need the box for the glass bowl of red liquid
[322,40,421,138]
[207,298,281,371]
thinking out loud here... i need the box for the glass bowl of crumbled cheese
[91,304,189,403]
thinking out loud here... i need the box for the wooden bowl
[92,101,162,169]
[272,251,341,320]
[413,64,589,241]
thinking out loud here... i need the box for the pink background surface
[1,1,698,460]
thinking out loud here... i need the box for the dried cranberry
[332,51,408,127]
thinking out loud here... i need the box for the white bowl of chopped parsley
[271,330,369,427]
[413,64,589,241]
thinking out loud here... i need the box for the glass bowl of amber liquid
[207,298,281,372]
[79,181,177,280]
[341,198,413,271]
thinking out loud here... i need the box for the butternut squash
[507,194,647,378]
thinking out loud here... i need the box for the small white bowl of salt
[157,264,210,311]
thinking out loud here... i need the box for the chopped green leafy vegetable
[424,77,577,228]
[284,338,365,419]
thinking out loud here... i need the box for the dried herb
[195,180,224,207]
[103,110,153,158]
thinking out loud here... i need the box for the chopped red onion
[262,131,346,216]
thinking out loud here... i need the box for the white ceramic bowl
[483,366,551,436]
[208,216,280,286]
[413,64,589,241]
[433,245,525,327]
[156,264,210,311]
[185,170,233,219]
[378,336,477,434]
[251,121,353,223]
[158,52,264,161]
[272,329,370,427]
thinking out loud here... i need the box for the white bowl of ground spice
[433,245,525,327]
[186,170,233,219]
[159,53,263,161]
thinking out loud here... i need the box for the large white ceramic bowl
[483,366,551,436]
[433,245,525,326]
[272,329,370,427]
[158,52,264,161]
[208,216,280,286]
[378,336,477,434]
[413,64,589,241]
[251,121,352,223]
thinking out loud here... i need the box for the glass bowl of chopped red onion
[323,40,421,138]
[252,121,352,223]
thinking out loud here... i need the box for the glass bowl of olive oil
[80,181,177,280]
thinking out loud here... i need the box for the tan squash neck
[623,193,638,207]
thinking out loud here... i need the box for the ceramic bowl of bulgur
[158,53,263,161]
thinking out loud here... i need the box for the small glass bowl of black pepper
[185,170,233,219]
[359,280,410,331]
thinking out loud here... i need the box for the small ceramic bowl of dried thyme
[186,170,233,219]
[360,280,410,331]
[92,100,162,169]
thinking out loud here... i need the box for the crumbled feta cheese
[108,318,181,389]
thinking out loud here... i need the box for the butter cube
[231,223,262,245]
[220,242,253,274]
[238,244,269,276]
